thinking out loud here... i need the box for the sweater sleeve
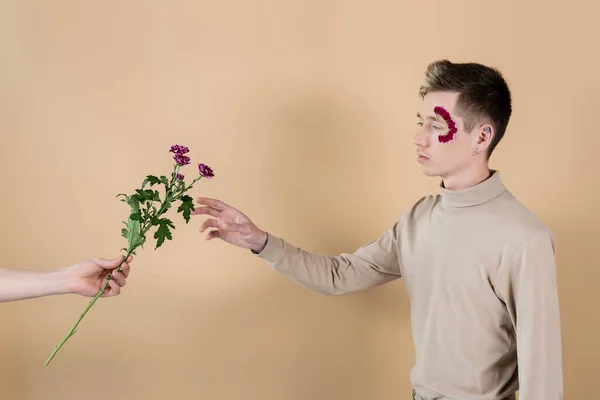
[499,230,563,400]
[252,222,402,295]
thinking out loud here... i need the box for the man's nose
[413,127,429,147]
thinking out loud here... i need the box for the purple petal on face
[434,106,455,124]
[198,163,214,179]
[438,131,456,143]
[433,105,458,144]
[434,106,449,118]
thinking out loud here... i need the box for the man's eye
[417,122,423,127]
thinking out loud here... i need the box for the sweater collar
[440,170,507,208]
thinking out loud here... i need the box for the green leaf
[124,216,145,252]
[142,175,161,189]
[129,212,142,221]
[154,218,175,249]
[130,233,145,251]
[177,195,195,223]
[134,189,149,202]
[117,193,141,213]
[161,199,172,214]
[160,175,168,185]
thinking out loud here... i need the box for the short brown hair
[419,60,512,158]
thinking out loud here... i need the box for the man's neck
[441,164,492,191]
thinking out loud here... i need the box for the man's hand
[192,197,268,253]
[65,255,132,297]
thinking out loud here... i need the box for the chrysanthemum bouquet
[45,144,214,366]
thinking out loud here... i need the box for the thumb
[93,255,125,270]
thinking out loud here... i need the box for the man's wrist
[250,231,268,254]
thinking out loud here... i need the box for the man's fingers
[201,222,252,243]
[200,218,219,232]
[190,206,220,217]
[200,218,246,234]
[206,230,221,241]
[195,197,227,211]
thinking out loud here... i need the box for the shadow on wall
[549,215,600,399]
[262,86,410,307]
[171,274,411,400]
[218,88,413,397]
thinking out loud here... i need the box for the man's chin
[419,166,440,177]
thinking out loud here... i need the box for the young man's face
[414,91,478,179]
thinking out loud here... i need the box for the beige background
[1,1,598,399]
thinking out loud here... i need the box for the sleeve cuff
[251,233,285,264]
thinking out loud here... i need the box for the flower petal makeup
[433,106,458,143]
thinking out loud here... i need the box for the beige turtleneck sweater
[253,170,563,400]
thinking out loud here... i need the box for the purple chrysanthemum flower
[198,163,214,179]
[169,144,189,155]
[174,154,191,166]
[176,173,184,180]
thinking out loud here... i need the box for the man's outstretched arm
[0,255,132,303]
[192,197,402,295]
[252,229,401,295]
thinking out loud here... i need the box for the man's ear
[474,124,494,152]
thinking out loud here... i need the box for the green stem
[173,175,202,201]
[44,249,133,366]
[45,168,196,366]
[45,223,154,366]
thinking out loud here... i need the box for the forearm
[0,268,71,303]
[503,230,564,399]
[516,309,563,400]
[256,234,356,295]
[515,268,563,399]
[254,230,401,295]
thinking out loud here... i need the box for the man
[0,255,132,303]
[191,60,563,399]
